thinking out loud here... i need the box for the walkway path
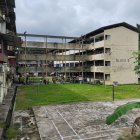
[33,99,140,140]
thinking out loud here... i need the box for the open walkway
[33,99,140,140]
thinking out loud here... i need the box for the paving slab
[33,99,140,140]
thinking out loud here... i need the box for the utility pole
[112,85,115,101]
[64,38,66,81]
[24,31,27,84]
[45,36,47,79]
[81,36,84,80]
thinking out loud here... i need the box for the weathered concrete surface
[33,100,140,140]
[13,109,40,140]
[18,54,89,61]
[0,86,16,139]
[22,41,89,50]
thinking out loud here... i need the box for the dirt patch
[13,109,40,140]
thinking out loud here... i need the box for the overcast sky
[15,0,140,37]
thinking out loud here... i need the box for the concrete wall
[0,64,8,103]
[104,26,138,84]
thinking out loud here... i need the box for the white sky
[15,0,140,37]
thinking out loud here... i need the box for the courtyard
[14,84,140,139]
[33,100,140,140]
[16,84,140,110]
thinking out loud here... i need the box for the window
[95,34,104,42]
[95,60,104,66]
[105,35,111,40]
[105,61,111,66]
[105,48,111,54]
[105,74,110,80]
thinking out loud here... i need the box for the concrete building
[17,22,139,85]
[82,22,139,85]
[0,0,20,103]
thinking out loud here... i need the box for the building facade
[18,22,139,85]
[84,23,139,85]
[0,0,20,103]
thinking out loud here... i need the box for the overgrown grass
[5,128,18,139]
[16,84,140,110]
[0,121,5,128]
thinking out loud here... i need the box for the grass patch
[5,128,18,139]
[16,84,140,110]
[0,121,5,128]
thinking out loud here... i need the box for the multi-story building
[81,22,139,85]
[0,0,20,103]
[18,22,139,85]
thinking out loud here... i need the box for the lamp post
[24,31,27,84]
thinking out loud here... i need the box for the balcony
[90,66,111,73]
[6,50,15,56]
[54,66,91,72]
[18,66,53,73]
[88,40,105,50]
[54,65,111,73]
[88,53,111,61]
[94,40,104,49]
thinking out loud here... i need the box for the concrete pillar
[0,69,4,103]
[0,85,3,103]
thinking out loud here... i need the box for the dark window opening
[93,47,104,55]
[95,35,104,42]
[95,60,104,66]
[105,74,110,80]
[105,61,111,66]
[95,72,104,80]
[105,48,111,54]
[105,35,111,40]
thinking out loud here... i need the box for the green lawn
[16,84,140,110]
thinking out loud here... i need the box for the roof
[71,22,140,43]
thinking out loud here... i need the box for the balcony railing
[89,53,111,61]
[90,66,111,73]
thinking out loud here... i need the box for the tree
[133,51,140,75]
[135,24,140,75]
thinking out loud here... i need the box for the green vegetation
[0,121,5,128]
[16,84,140,110]
[118,134,140,140]
[133,51,140,74]
[5,128,18,139]
[106,102,140,125]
